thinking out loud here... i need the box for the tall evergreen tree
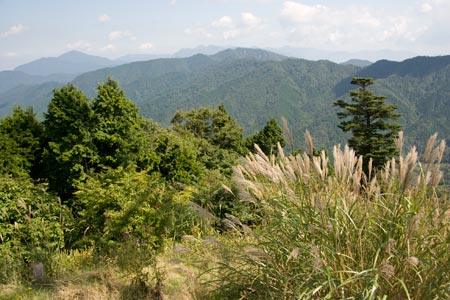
[334,77,401,171]
[43,84,96,199]
[92,77,147,168]
[246,118,286,155]
[0,107,44,178]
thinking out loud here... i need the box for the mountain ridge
[14,50,118,76]
[1,48,449,157]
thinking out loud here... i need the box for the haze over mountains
[0,47,449,156]
[14,51,118,76]
[0,45,416,96]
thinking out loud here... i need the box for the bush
[0,177,69,283]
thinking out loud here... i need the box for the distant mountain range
[340,59,372,68]
[268,46,416,63]
[0,47,231,92]
[0,45,413,93]
[0,47,449,158]
[14,50,118,76]
[0,70,73,94]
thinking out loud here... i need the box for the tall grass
[204,132,450,299]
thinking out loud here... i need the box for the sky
[1,0,450,70]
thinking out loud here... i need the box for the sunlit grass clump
[203,132,450,299]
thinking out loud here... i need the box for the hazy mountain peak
[59,50,85,57]
[356,54,450,79]
[14,50,117,76]
[211,47,287,62]
[173,45,227,58]
[340,59,372,67]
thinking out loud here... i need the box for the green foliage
[42,79,157,200]
[171,104,245,155]
[246,118,285,154]
[0,177,69,283]
[68,52,355,150]
[4,52,450,158]
[73,166,205,288]
[43,83,97,199]
[334,77,401,170]
[152,129,204,184]
[75,167,198,254]
[0,106,44,178]
[0,132,29,178]
[92,77,148,169]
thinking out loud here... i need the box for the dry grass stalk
[210,131,449,300]
[423,133,438,164]
[281,116,294,152]
[305,130,314,156]
[399,146,419,192]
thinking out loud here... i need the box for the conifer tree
[246,118,286,155]
[334,77,401,171]
[92,77,147,168]
[0,107,44,178]
[43,84,97,199]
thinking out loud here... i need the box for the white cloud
[5,52,17,57]
[108,30,134,41]
[241,12,262,28]
[67,40,91,51]
[212,16,234,29]
[98,14,111,23]
[281,2,328,23]
[139,42,153,50]
[420,3,433,13]
[205,12,264,40]
[278,1,429,51]
[184,26,213,39]
[1,24,25,38]
[169,0,176,5]
[100,44,116,52]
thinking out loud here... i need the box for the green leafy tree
[0,133,29,178]
[92,77,148,169]
[171,104,245,155]
[334,77,401,170]
[43,84,97,200]
[0,107,44,178]
[171,106,244,175]
[246,118,286,155]
[153,129,204,184]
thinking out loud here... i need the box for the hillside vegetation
[1,49,449,158]
[1,76,449,298]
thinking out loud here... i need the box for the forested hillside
[1,49,449,155]
[2,77,449,299]
[335,55,450,152]
[72,49,357,148]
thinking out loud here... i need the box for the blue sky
[1,0,450,70]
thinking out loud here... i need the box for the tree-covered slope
[0,82,64,118]
[0,71,74,94]
[72,50,356,148]
[375,65,450,149]
[334,55,450,154]
[1,49,450,153]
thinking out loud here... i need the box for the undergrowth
[192,132,450,299]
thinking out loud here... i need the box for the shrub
[0,177,69,283]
